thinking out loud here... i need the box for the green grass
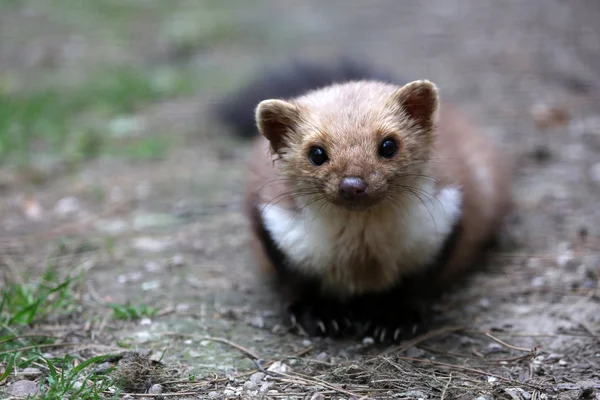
[0,265,78,327]
[0,265,120,399]
[108,303,158,321]
[0,261,164,398]
[0,65,195,165]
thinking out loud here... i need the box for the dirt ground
[1,1,600,399]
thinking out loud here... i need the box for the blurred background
[0,0,599,396]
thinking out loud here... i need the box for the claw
[317,320,327,335]
[379,328,387,343]
[373,325,381,339]
[393,327,402,342]
[331,319,340,335]
[343,317,352,329]
[289,314,298,327]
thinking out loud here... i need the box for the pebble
[474,394,493,400]
[260,381,274,393]
[223,388,235,396]
[590,163,600,185]
[208,391,220,399]
[247,315,265,329]
[144,261,161,273]
[170,254,185,268]
[94,362,112,373]
[20,367,42,378]
[401,389,426,399]
[148,384,163,394]
[54,196,80,217]
[531,103,570,129]
[10,380,40,397]
[250,372,265,384]
[558,359,568,366]
[244,381,258,391]
[362,337,375,345]
[267,361,289,374]
[310,394,325,400]
[487,343,504,353]
[302,339,312,347]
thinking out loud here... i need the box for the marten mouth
[332,196,381,211]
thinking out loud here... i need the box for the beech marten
[215,60,513,343]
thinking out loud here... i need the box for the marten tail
[212,58,401,138]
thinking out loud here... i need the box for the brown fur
[245,80,512,292]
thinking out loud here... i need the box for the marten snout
[339,177,368,200]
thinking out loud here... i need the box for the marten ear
[255,99,300,153]
[392,80,439,129]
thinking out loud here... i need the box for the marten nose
[339,177,368,199]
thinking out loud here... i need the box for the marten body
[216,61,512,342]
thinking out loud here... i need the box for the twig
[440,373,452,400]
[384,325,464,355]
[107,391,201,398]
[272,371,368,399]
[395,356,545,390]
[0,343,122,357]
[485,332,533,352]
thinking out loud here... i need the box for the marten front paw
[285,303,355,338]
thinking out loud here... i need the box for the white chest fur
[260,181,462,295]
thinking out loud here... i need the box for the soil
[1,1,599,399]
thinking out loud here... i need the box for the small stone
[176,303,190,312]
[547,353,562,361]
[140,317,152,326]
[260,381,274,392]
[266,361,289,374]
[267,390,279,395]
[590,163,600,185]
[148,384,163,394]
[316,352,328,361]
[133,237,171,253]
[311,394,325,400]
[558,359,568,366]
[73,381,83,390]
[531,103,570,129]
[144,261,161,272]
[487,343,504,353]
[54,196,80,217]
[171,254,185,267]
[401,389,426,398]
[123,395,135,400]
[250,372,265,384]
[474,394,493,400]
[10,380,40,397]
[244,381,258,391]
[94,362,112,373]
[208,391,219,399]
[20,367,42,378]
[362,337,375,345]
[302,339,312,347]
[22,195,43,221]
[479,298,491,309]
[223,388,235,396]
[247,315,265,329]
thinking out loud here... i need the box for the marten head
[255,80,439,210]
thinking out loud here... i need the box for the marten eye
[308,146,328,166]
[378,138,398,158]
